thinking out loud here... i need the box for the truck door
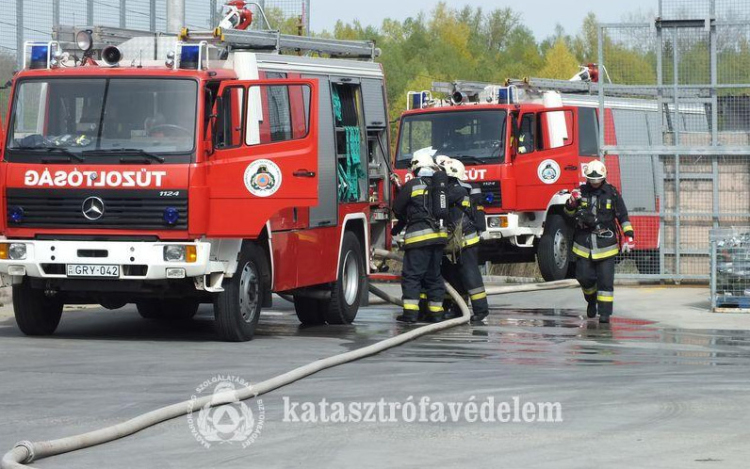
[511,107,580,211]
[205,79,319,237]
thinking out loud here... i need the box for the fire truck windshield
[6,78,198,163]
[395,110,506,168]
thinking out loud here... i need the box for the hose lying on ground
[1,251,576,469]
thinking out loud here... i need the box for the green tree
[537,39,580,79]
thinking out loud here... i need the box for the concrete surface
[1,285,749,468]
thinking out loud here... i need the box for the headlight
[163,245,197,263]
[164,245,186,262]
[488,217,500,228]
[9,244,27,260]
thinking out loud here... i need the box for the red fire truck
[395,75,667,281]
[0,14,394,341]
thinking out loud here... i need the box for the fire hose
[2,249,576,468]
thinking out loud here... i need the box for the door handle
[564,165,578,171]
[293,169,316,178]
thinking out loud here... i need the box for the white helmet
[584,160,607,182]
[411,147,437,172]
[435,154,451,170]
[444,158,467,181]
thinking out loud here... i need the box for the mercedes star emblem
[82,197,105,221]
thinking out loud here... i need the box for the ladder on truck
[179,27,381,61]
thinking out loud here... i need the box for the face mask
[417,168,435,178]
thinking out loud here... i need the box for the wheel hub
[239,262,260,323]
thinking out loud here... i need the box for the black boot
[426,313,445,323]
[470,312,488,323]
[396,313,418,324]
[599,313,611,324]
[587,302,597,319]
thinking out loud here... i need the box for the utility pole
[167,0,185,33]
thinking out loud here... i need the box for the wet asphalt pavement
[1,287,750,468]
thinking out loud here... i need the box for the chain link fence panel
[600,0,750,283]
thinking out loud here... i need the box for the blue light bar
[179,45,201,70]
[29,45,49,69]
[498,87,514,104]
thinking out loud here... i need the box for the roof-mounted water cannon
[219,1,254,31]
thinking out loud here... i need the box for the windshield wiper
[82,148,165,164]
[12,146,86,162]
[454,155,487,165]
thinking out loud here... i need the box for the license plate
[66,264,120,278]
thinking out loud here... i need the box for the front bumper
[0,240,212,282]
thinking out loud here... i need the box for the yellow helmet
[584,160,607,182]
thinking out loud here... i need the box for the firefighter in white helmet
[392,149,449,323]
[565,160,635,323]
[439,158,489,323]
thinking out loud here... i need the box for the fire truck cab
[395,81,603,281]
[0,22,394,341]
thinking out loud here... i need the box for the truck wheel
[136,299,199,320]
[13,280,63,336]
[537,213,573,281]
[293,296,326,325]
[214,243,267,342]
[323,231,365,325]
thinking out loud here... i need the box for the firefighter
[392,150,448,323]
[440,158,489,323]
[565,160,635,324]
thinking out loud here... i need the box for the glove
[566,189,582,209]
[621,236,635,254]
[390,173,402,189]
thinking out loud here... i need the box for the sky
[308,0,659,40]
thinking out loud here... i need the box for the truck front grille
[7,189,188,231]
[477,180,502,207]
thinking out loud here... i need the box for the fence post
[16,0,23,68]
[120,0,127,28]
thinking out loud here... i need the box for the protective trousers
[575,256,616,318]
[402,245,445,319]
[441,246,488,317]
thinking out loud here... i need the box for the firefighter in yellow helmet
[564,160,635,323]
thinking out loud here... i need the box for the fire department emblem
[244,159,282,197]
[537,159,561,185]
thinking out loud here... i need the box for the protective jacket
[393,176,448,249]
[446,180,481,249]
[565,182,634,261]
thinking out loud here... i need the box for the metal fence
[598,0,750,282]
[0,0,310,119]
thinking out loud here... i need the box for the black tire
[136,299,199,320]
[13,280,63,336]
[537,213,574,281]
[293,296,326,325]
[323,232,365,325]
[214,243,268,342]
